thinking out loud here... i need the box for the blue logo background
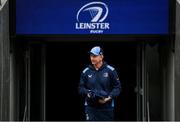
[16,0,169,34]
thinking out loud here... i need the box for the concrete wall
[145,40,175,121]
[0,0,10,120]
[145,43,162,121]
[175,0,180,120]
[164,45,175,121]
[158,41,175,121]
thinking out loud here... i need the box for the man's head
[89,46,104,65]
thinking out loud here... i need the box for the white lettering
[75,23,110,30]
[90,30,103,34]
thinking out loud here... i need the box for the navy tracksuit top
[79,62,121,109]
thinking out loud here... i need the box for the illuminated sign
[16,0,169,34]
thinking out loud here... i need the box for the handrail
[147,101,150,122]
[23,105,27,122]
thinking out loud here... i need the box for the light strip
[0,0,8,11]
[177,0,180,5]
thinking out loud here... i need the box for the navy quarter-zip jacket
[79,62,121,108]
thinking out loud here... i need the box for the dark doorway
[45,41,137,121]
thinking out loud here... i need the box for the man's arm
[109,69,121,98]
[98,68,121,104]
[79,71,88,97]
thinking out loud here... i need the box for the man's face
[90,55,103,65]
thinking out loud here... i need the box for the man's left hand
[98,96,112,104]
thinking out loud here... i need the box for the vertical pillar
[0,0,10,120]
[175,0,180,120]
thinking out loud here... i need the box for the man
[79,46,121,121]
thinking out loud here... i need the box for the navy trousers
[85,106,114,121]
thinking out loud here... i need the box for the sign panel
[16,0,169,34]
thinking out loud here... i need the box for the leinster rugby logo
[75,2,110,34]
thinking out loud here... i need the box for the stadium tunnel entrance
[45,42,138,121]
[12,40,172,121]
